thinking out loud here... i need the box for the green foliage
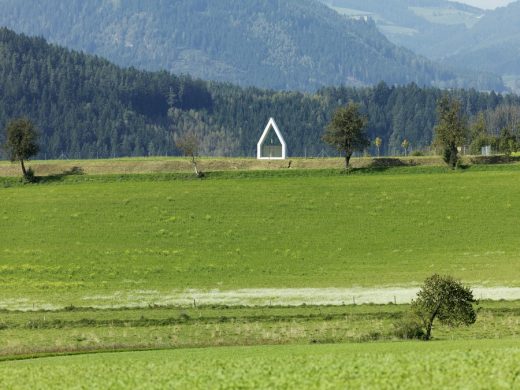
[434,96,467,168]
[470,134,497,156]
[498,128,518,157]
[393,313,425,340]
[412,274,477,340]
[3,118,39,178]
[322,102,369,168]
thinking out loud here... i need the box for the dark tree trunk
[425,319,433,340]
[20,159,27,177]
[449,145,458,169]
[424,302,442,340]
[345,153,352,169]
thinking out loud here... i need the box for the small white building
[257,118,287,160]
[481,145,492,156]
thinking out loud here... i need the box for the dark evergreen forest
[1,28,519,159]
[0,0,504,92]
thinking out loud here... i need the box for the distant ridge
[0,0,505,91]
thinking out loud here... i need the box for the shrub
[393,314,425,340]
[22,167,37,183]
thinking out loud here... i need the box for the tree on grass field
[322,102,369,169]
[434,96,467,168]
[498,127,518,156]
[412,274,477,340]
[469,112,493,155]
[175,131,204,178]
[3,118,39,180]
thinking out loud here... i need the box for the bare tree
[401,139,410,156]
[175,131,204,177]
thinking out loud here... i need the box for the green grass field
[2,160,520,386]
[1,164,520,309]
[1,339,519,389]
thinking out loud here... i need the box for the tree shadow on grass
[343,158,418,175]
[35,166,85,184]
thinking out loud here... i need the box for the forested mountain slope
[1,28,518,160]
[0,0,504,91]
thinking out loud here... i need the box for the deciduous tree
[3,118,39,179]
[322,102,369,169]
[412,274,477,340]
[434,96,467,168]
[498,127,517,156]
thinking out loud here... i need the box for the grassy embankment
[0,156,446,177]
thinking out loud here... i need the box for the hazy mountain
[438,1,520,91]
[321,0,520,92]
[0,0,504,91]
[319,0,486,58]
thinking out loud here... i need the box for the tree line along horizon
[3,93,515,180]
[1,27,520,163]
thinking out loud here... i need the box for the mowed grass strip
[0,339,519,389]
[1,167,520,306]
[0,156,447,177]
[0,301,519,357]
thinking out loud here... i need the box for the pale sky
[456,0,516,9]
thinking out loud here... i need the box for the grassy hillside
[1,340,519,389]
[1,164,520,309]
